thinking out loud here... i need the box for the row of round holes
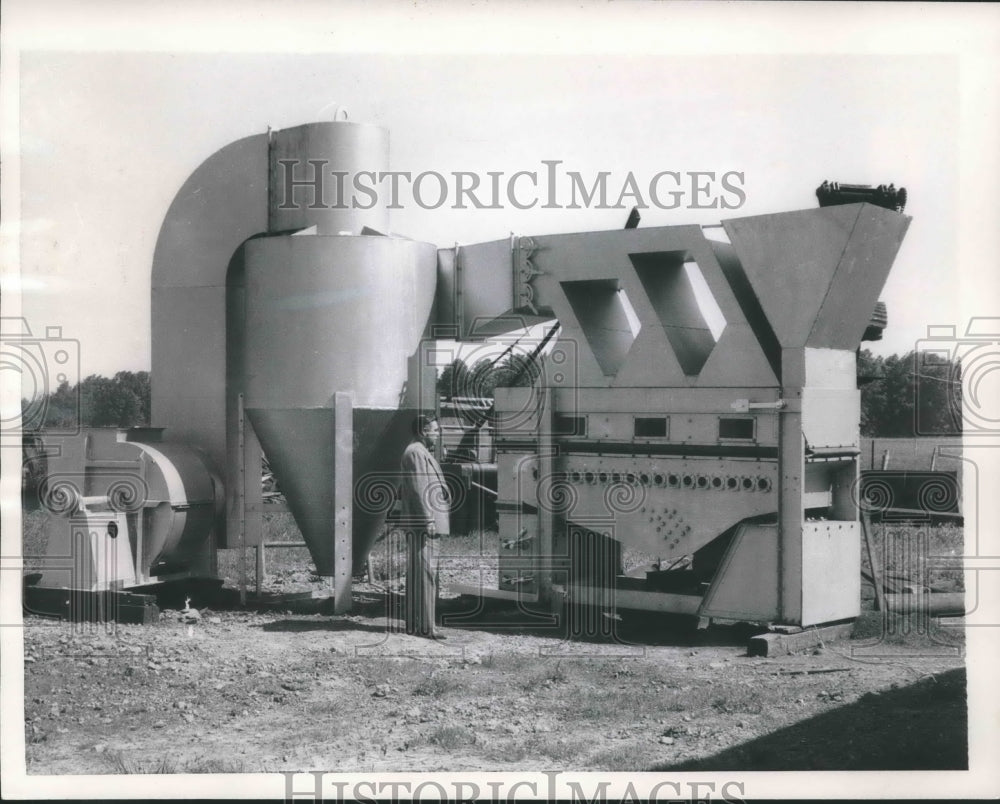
[560,470,773,492]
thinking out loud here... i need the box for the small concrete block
[747,622,854,657]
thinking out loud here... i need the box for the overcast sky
[5,10,993,384]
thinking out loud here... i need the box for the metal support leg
[255,543,265,597]
[536,387,555,611]
[778,356,805,625]
[238,393,247,607]
[333,391,353,614]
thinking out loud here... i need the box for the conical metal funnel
[243,234,437,577]
[246,408,340,574]
[246,406,417,575]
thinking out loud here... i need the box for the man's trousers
[405,530,438,636]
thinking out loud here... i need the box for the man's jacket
[399,440,451,535]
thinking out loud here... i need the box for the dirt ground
[20,515,967,774]
[21,594,966,775]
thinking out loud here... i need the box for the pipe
[884,593,965,617]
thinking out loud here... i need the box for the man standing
[399,413,450,639]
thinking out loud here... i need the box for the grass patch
[413,671,462,697]
[586,743,660,772]
[426,724,478,749]
[483,733,588,765]
[483,739,528,764]
[479,651,530,673]
[105,751,248,774]
[182,756,249,773]
[106,752,177,774]
[851,610,965,649]
[710,691,764,715]
[574,685,651,720]
[519,659,570,691]
[529,733,589,762]
[262,512,304,542]
[349,656,423,687]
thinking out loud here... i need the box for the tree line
[856,349,961,436]
[19,349,962,437]
[22,371,151,431]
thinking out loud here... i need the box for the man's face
[422,420,440,449]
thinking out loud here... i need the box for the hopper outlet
[246,407,344,576]
[246,405,418,577]
[722,204,910,350]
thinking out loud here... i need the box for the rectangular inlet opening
[634,416,668,438]
[554,415,588,437]
[718,417,755,440]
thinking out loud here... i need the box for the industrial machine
[24,427,220,621]
[445,204,909,627]
[25,114,912,631]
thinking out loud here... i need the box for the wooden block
[747,621,854,657]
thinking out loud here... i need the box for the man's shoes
[428,630,448,640]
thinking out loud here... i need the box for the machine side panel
[699,524,779,622]
[802,388,861,451]
[801,521,861,625]
[722,204,910,351]
[722,205,860,348]
[150,133,268,539]
[708,240,782,380]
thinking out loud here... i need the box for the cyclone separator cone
[243,234,437,577]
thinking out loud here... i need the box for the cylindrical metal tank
[243,234,437,574]
[268,121,389,235]
[243,235,435,408]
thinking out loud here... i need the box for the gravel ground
[20,512,968,774]
[21,599,966,774]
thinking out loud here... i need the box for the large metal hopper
[243,234,437,578]
[722,203,911,350]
